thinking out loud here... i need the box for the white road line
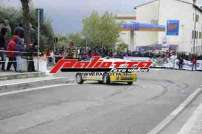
[147,88,202,134]
[0,83,75,97]
[177,103,202,134]
[0,77,70,87]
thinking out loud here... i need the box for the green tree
[0,6,54,50]
[116,42,128,53]
[82,11,120,48]
[20,0,31,44]
[67,33,85,47]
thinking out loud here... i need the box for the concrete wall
[158,0,202,53]
[118,31,131,48]
[158,0,193,52]
[135,0,159,47]
[134,0,202,54]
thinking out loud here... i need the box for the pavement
[0,71,46,80]
[0,69,201,134]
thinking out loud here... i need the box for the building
[115,14,136,51]
[119,0,202,55]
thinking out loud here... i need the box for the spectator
[7,35,18,71]
[15,37,25,72]
[0,28,8,71]
[14,23,24,38]
[27,43,35,72]
[178,56,184,70]
[191,55,197,71]
[3,19,11,37]
[65,41,77,59]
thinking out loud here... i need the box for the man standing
[178,56,184,70]
[27,43,35,72]
[192,55,197,71]
[15,37,25,72]
[14,23,25,72]
[0,28,7,71]
[7,35,18,71]
[3,19,11,37]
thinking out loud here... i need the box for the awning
[121,22,165,32]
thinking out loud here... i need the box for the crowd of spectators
[0,19,36,72]
[1,20,200,72]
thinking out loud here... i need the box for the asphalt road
[0,70,201,134]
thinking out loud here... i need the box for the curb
[147,88,202,134]
[0,77,75,92]
[0,72,46,81]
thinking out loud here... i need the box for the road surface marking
[178,103,202,134]
[0,83,75,97]
[0,77,73,87]
[147,88,202,134]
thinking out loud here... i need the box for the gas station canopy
[121,22,165,31]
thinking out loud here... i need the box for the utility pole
[36,8,43,71]
[193,8,197,55]
[37,9,40,71]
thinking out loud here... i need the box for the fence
[0,50,48,73]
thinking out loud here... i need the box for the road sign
[36,8,44,24]
[167,20,179,36]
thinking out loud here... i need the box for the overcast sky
[1,0,202,34]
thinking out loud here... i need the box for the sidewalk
[0,71,46,81]
[178,103,202,134]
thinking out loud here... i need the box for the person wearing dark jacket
[7,35,18,71]
[27,43,35,72]
[14,24,24,38]
[0,28,7,71]
[15,37,25,72]
[178,56,184,70]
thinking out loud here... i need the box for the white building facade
[119,0,202,55]
[116,15,136,51]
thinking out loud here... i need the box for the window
[192,30,195,39]
[199,32,202,39]
[195,14,199,22]
[196,31,198,39]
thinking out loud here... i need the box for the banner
[167,20,179,36]
[124,56,202,71]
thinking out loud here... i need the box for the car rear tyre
[103,73,110,84]
[76,73,84,84]
[127,82,133,85]
[98,81,103,84]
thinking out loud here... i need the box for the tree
[20,0,32,44]
[82,11,120,48]
[0,6,54,51]
[116,42,128,53]
[67,33,85,47]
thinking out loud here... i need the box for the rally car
[75,58,137,85]
[75,71,137,85]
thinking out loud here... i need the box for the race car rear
[75,71,137,85]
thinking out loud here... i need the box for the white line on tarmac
[0,77,72,87]
[177,103,202,134]
[147,88,202,134]
[0,83,75,97]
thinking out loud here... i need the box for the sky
[1,0,202,34]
